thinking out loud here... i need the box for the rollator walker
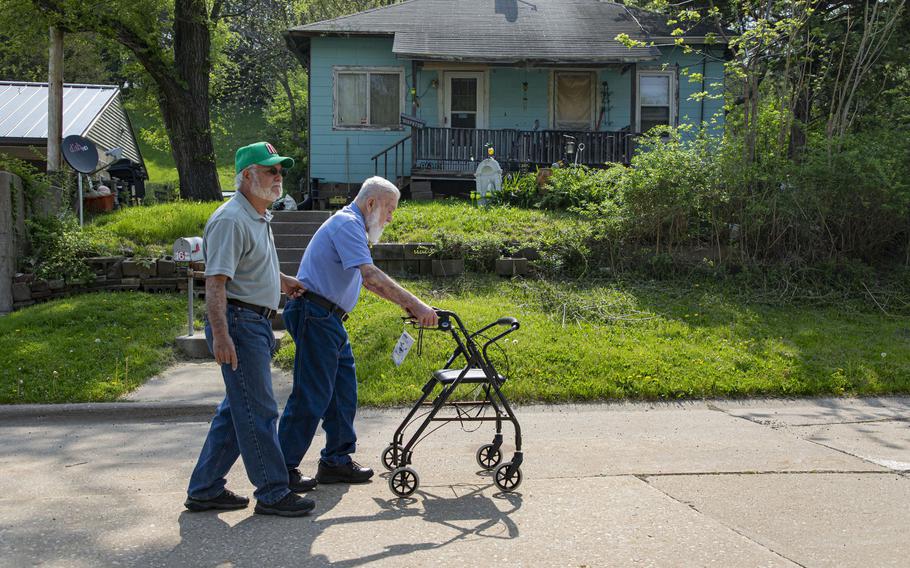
[383,309,523,497]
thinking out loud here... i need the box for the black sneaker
[184,489,249,512]
[288,468,318,492]
[315,460,374,484]
[254,492,316,517]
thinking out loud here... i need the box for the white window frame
[636,69,678,133]
[333,66,406,130]
[552,70,597,130]
[441,71,488,129]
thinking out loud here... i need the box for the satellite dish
[62,135,99,173]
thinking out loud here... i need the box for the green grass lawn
[277,277,910,405]
[0,292,188,404]
[2,277,907,405]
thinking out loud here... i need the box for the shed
[0,81,147,178]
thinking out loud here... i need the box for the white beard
[365,208,386,245]
[251,175,282,202]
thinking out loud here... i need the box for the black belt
[227,299,277,320]
[303,291,349,322]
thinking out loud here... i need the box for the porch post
[411,60,419,173]
[629,63,637,133]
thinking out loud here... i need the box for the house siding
[84,95,142,164]
[307,39,726,183]
[309,36,412,184]
[654,46,726,134]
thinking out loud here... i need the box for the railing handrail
[413,126,635,168]
[371,134,412,161]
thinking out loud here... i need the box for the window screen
[639,74,672,133]
[555,72,593,130]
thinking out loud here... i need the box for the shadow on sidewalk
[160,483,522,566]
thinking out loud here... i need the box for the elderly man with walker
[279,176,438,491]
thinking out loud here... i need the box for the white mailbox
[474,157,502,204]
[173,237,204,262]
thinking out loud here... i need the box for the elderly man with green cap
[184,142,314,517]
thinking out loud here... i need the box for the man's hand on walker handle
[407,301,439,328]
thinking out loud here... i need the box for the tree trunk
[167,0,221,201]
[159,87,222,201]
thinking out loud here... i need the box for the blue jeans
[186,306,290,505]
[279,297,358,468]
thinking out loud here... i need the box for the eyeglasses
[258,166,284,177]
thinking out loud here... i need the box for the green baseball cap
[234,141,295,174]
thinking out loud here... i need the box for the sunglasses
[257,166,284,177]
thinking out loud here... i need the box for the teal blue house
[286,0,726,194]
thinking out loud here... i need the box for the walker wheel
[476,444,502,470]
[493,462,522,492]
[381,444,399,471]
[389,467,419,497]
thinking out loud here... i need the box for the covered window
[554,72,595,130]
[334,68,403,128]
[637,71,676,133]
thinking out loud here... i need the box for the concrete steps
[272,209,329,279]
[174,210,326,358]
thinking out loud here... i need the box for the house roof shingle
[288,0,722,64]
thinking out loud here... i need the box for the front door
[444,72,486,129]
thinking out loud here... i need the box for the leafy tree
[29,0,242,201]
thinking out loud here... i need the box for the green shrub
[539,164,625,210]
[492,171,538,208]
[24,214,98,282]
[621,127,721,252]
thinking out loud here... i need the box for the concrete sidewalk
[0,362,907,567]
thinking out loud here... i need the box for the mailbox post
[173,237,204,336]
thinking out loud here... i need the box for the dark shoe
[288,468,318,492]
[184,489,249,512]
[254,492,316,517]
[315,460,374,484]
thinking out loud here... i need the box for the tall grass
[86,201,221,247]
[383,200,582,243]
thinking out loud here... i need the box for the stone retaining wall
[1,172,27,313]
[10,243,535,311]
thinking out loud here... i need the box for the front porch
[372,126,636,183]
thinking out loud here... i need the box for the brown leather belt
[303,291,349,322]
[227,299,277,320]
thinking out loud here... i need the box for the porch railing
[371,133,412,181]
[412,127,635,173]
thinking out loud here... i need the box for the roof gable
[289,0,720,64]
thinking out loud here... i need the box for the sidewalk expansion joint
[634,469,895,478]
[633,474,808,568]
[799,437,905,472]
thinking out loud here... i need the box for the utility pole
[47,26,64,174]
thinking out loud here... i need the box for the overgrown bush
[24,214,98,282]
[538,164,625,210]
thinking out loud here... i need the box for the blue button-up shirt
[296,203,373,313]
